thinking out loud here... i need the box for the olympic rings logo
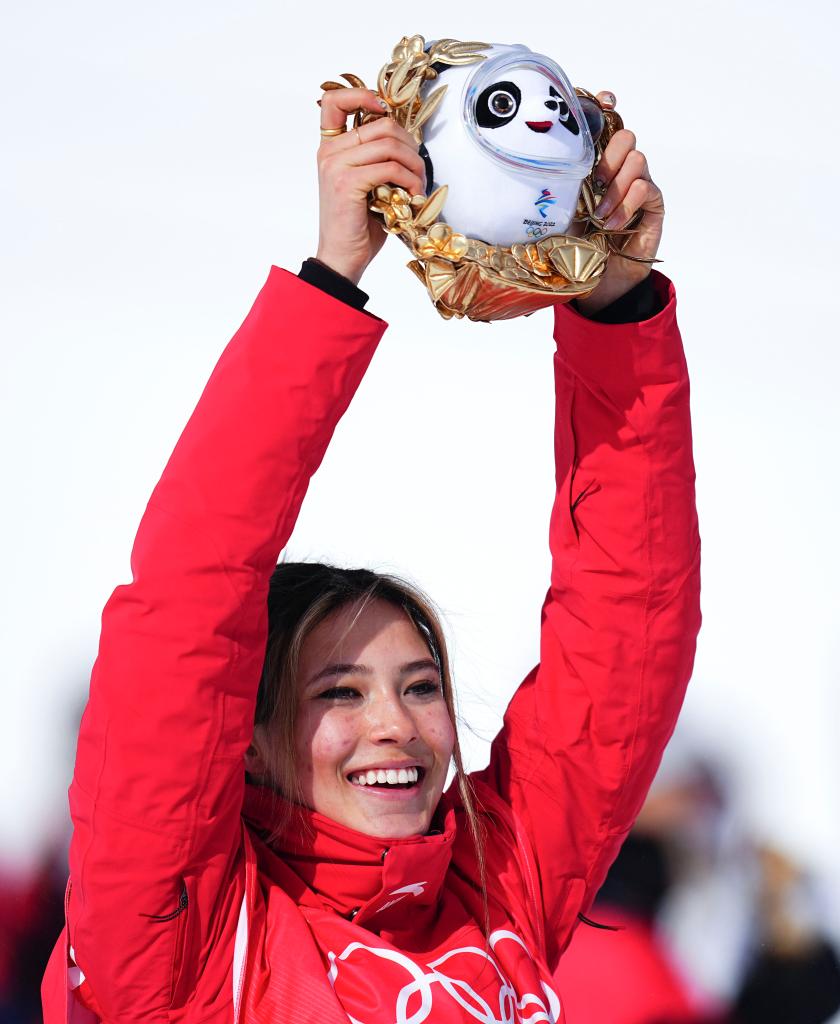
[326,928,562,1024]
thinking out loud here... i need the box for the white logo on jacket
[376,881,428,914]
[327,928,561,1024]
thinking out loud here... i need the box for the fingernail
[601,92,616,108]
[595,177,606,190]
[378,98,388,110]
[595,198,612,218]
[604,212,623,230]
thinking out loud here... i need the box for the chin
[368,815,431,839]
[349,802,436,839]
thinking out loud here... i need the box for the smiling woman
[244,564,476,843]
[293,599,453,839]
[42,60,700,1024]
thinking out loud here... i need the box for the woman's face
[293,599,455,839]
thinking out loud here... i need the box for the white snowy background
[2,0,839,1004]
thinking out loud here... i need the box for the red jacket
[42,268,700,1023]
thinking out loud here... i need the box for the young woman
[42,87,700,1023]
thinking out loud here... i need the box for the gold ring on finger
[320,126,347,138]
[355,127,363,145]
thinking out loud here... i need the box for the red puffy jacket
[42,268,700,1023]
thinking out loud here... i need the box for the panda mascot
[325,36,627,321]
[420,43,599,247]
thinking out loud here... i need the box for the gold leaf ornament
[412,185,448,229]
[424,258,458,302]
[332,35,633,321]
[511,243,555,278]
[545,237,608,282]
[406,85,447,138]
[385,60,412,105]
[415,223,469,262]
[391,34,426,62]
[369,186,416,233]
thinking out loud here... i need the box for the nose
[367,693,418,745]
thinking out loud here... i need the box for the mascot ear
[418,142,435,197]
[578,96,605,143]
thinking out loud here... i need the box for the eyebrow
[307,658,441,688]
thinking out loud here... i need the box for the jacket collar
[242,784,455,931]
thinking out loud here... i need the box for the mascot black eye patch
[475,81,522,128]
[545,86,579,135]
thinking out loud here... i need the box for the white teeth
[350,767,422,786]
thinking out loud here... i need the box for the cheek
[423,708,456,761]
[296,709,359,782]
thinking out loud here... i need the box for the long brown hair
[253,562,486,895]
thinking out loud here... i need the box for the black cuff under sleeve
[582,274,663,325]
[298,256,662,323]
[298,259,369,311]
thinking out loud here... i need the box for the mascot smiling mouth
[526,120,553,133]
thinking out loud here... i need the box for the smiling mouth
[348,766,425,790]
[526,121,553,133]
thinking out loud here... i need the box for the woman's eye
[407,680,442,698]
[317,686,361,701]
[489,90,516,117]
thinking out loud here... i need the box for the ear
[244,727,270,780]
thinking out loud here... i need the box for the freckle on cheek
[314,729,356,761]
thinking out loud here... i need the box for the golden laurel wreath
[323,35,636,322]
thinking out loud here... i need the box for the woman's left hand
[575,93,665,316]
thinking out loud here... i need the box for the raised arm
[55,272,385,1020]
[475,271,700,964]
[45,84,426,1021]
[473,129,700,967]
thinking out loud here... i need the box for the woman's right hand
[316,88,427,286]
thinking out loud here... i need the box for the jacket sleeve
[65,268,386,1021]
[472,272,701,966]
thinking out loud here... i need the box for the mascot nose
[523,95,554,133]
[518,95,553,133]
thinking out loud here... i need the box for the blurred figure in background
[0,842,67,1024]
[0,696,78,1024]
[731,845,840,1024]
[556,744,840,1024]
